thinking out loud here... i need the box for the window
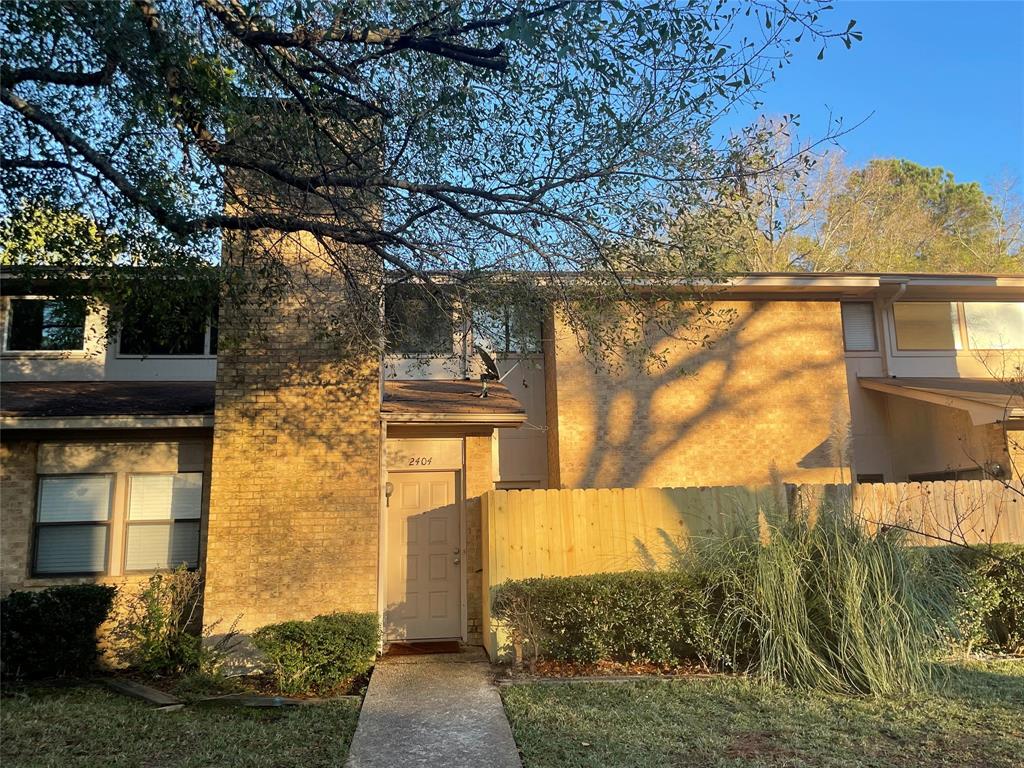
[384,285,454,354]
[963,302,1024,350]
[892,302,961,351]
[5,298,86,351]
[124,473,202,571]
[472,306,543,354]
[840,303,877,352]
[118,296,212,356]
[33,476,112,575]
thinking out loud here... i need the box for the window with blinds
[34,475,112,575]
[840,303,877,352]
[125,473,202,571]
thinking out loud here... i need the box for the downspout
[878,281,908,378]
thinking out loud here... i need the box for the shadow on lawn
[933,662,1024,708]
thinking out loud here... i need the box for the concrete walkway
[345,647,522,768]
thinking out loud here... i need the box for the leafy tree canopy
[1,0,860,364]
[702,137,1022,274]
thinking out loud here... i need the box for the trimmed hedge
[950,544,1024,654]
[491,571,719,666]
[491,546,1024,670]
[251,612,379,695]
[1,584,117,679]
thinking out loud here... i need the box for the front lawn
[1,683,360,768]
[501,659,1024,768]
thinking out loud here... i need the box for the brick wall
[546,300,851,488]
[1,439,38,592]
[203,230,382,634]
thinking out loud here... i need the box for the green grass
[501,659,1024,768]
[1,683,360,768]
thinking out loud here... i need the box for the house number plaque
[386,438,462,470]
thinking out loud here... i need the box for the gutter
[0,414,214,430]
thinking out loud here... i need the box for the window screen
[125,473,202,571]
[963,302,1024,350]
[34,475,112,574]
[892,302,961,350]
[841,303,877,352]
[6,299,86,351]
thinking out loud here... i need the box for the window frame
[121,471,203,574]
[890,300,963,353]
[115,320,216,359]
[888,300,1024,355]
[840,302,879,354]
[961,301,1024,351]
[2,295,89,356]
[31,473,114,578]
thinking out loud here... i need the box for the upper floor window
[840,303,877,352]
[892,302,961,351]
[963,302,1024,350]
[5,298,86,352]
[384,285,453,354]
[117,296,215,356]
[892,300,1023,352]
[472,307,544,354]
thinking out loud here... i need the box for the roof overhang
[381,379,527,428]
[859,377,1024,425]
[0,381,216,431]
[1,415,213,430]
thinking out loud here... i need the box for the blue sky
[730,0,1024,192]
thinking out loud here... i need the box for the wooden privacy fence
[480,481,1023,657]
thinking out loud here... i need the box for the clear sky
[730,0,1024,192]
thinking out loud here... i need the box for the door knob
[453,548,461,555]
[453,557,461,565]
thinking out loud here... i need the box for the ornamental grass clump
[684,499,961,696]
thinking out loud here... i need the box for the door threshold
[383,640,462,656]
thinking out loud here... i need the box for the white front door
[385,471,462,640]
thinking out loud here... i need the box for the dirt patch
[515,659,714,679]
[725,732,805,761]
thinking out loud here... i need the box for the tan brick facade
[203,232,382,634]
[1,439,38,592]
[546,300,851,488]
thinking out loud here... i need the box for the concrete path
[345,647,522,768]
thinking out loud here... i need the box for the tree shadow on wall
[565,301,851,489]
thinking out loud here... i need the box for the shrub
[111,567,237,676]
[251,612,379,695]
[682,503,961,696]
[491,571,720,668]
[948,544,1024,654]
[1,584,116,679]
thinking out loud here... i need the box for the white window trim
[122,471,203,574]
[113,322,216,360]
[887,299,1024,357]
[1,295,91,358]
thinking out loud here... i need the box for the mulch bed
[103,667,372,708]
[497,658,727,684]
